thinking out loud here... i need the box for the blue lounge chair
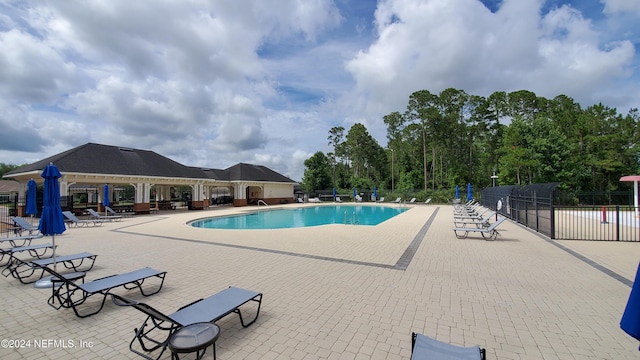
[10,216,39,235]
[112,286,262,359]
[0,234,43,248]
[0,243,55,264]
[3,252,97,284]
[87,208,122,222]
[62,211,103,227]
[411,332,486,360]
[40,265,167,318]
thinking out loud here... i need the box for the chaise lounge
[0,243,55,264]
[3,252,98,284]
[10,216,40,235]
[112,286,262,359]
[62,211,103,227]
[453,216,507,240]
[88,208,123,222]
[453,211,497,228]
[411,332,486,360]
[40,265,167,318]
[0,234,43,248]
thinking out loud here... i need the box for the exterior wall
[263,184,293,202]
[264,183,294,199]
[262,183,294,204]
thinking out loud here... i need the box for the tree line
[302,88,639,197]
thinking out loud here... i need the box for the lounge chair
[454,208,491,220]
[453,211,497,228]
[408,198,416,204]
[106,206,134,217]
[40,265,167,318]
[411,332,486,360]
[0,234,43,248]
[62,211,103,227]
[112,286,262,359]
[376,197,385,203]
[453,217,507,240]
[392,197,401,203]
[0,243,55,264]
[335,197,342,202]
[87,208,122,222]
[3,252,98,284]
[10,216,39,235]
[454,202,481,215]
[424,198,431,205]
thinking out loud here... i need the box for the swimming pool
[189,205,408,229]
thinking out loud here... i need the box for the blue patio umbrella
[353,188,357,202]
[103,184,110,215]
[26,178,37,219]
[621,263,640,346]
[38,163,66,272]
[467,183,473,201]
[333,187,336,200]
[455,185,460,200]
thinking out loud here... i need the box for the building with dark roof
[4,143,297,213]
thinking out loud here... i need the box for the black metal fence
[481,184,640,242]
[1,195,74,236]
[554,205,639,241]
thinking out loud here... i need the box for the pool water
[189,205,408,229]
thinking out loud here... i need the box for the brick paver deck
[0,204,638,359]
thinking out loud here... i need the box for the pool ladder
[344,211,359,225]
[258,200,269,207]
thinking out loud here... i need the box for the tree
[302,152,332,192]
[327,126,346,188]
[304,87,639,195]
[0,163,21,178]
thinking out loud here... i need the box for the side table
[168,322,220,359]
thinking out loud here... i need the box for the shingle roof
[225,163,296,183]
[0,180,20,193]
[5,143,296,183]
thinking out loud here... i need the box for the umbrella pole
[52,234,57,272]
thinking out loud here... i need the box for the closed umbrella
[353,188,356,202]
[38,163,66,272]
[621,263,640,347]
[333,187,336,201]
[455,185,460,200]
[26,178,37,222]
[467,183,473,201]
[103,184,110,216]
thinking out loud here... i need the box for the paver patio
[0,204,638,359]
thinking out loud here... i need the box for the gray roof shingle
[5,143,296,183]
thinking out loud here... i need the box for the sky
[0,0,639,182]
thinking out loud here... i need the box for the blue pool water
[189,205,408,229]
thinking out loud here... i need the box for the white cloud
[601,0,640,15]
[345,0,637,115]
[0,0,638,182]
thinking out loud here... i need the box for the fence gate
[481,183,560,239]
